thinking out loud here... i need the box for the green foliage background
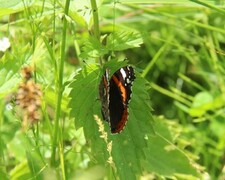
[0,0,225,179]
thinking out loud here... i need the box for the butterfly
[99,66,135,133]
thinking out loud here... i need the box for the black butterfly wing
[109,66,135,133]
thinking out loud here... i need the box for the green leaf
[10,161,31,180]
[0,43,34,98]
[0,0,26,8]
[0,0,34,17]
[68,61,154,179]
[0,169,8,180]
[26,151,44,180]
[69,65,99,136]
[189,91,224,117]
[73,165,106,180]
[144,119,199,177]
[8,131,46,179]
[119,0,218,5]
[107,31,143,51]
[79,37,109,58]
[69,64,110,164]
[210,115,225,138]
[68,0,103,28]
[0,56,21,98]
[80,31,143,59]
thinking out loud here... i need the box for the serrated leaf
[80,31,143,59]
[68,61,154,179]
[69,66,99,136]
[79,37,109,58]
[69,65,109,163]
[107,31,143,51]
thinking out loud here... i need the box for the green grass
[0,0,225,179]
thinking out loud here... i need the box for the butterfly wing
[109,66,135,133]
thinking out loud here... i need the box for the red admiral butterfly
[99,66,135,134]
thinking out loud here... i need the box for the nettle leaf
[68,61,154,179]
[69,66,99,137]
[69,65,109,163]
[80,31,143,59]
[80,37,109,58]
[106,31,143,51]
[144,119,199,177]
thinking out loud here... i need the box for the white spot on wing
[120,68,127,79]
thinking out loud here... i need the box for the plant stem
[51,0,70,167]
[90,0,101,64]
[90,0,100,40]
